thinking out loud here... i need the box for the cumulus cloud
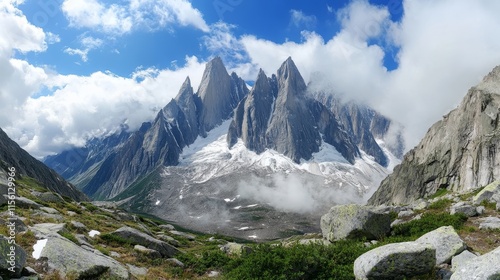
[64,35,104,62]
[207,0,500,151]
[4,56,207,158]
[289,9,317,29]
[61,0,209,35]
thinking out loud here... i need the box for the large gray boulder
[37,234,129,279]
[451,250,477,272]
[321,204,391,241]
[472,181,500,205]
[450,246,500,279]
[354,242,436,280]
[0,235,27,277]
[110,226,181,257]
[415,226,466,265]
[478,216,500,230]
[450,202,478,217]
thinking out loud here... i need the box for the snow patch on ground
[89,230,101,237]
[32,239,48,259]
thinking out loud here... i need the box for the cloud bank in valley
[1,0,500,159]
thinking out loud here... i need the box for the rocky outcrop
[109,226,181,258]
[369,66,500,205]
[450,246,500,280]
[37,233,129,279]
[354,242,435,280]
[415,226,466,265]
[0,128,87,201]
[0,235,27,278]
[228,58,359,164]
[320,204,391,241]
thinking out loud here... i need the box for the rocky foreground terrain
[1,165,499,279]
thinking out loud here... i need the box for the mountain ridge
[369,65,500,205]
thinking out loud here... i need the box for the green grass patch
[429,188,449,199]
[81,202,99,212]
[100,233,131,246]
[392,212,468,238]
[480,200,497,210]
[60,231,79,244]
[428,198,452,210]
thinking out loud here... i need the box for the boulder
[157,234,180,247]
[37,192,64,203]
[169,230,196,240]
[40,207,60,215]
[29,223,67,239]
[37,234,129,279]
[70,221,87,232]
[14,197,41,209]
[110,226,181,257]
[354,242,435,280]
[166,258,185,267]
[127,264,148,277]
[472,181,500,205]
[397,210,414,218]
[0,235,27,277]
[451,250,477,272]
[411,199,429,211]
[476,206,486,215]
[415,226,466,265]
[450,202,477,217]
[321,204,391,241]
[134,245,161,259]
[450,246,500,279]
[220,243,253,256]
[159,224,175,230]
[478,216,500,230]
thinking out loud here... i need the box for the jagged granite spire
[228,57,359,164]
[197,57,248,135]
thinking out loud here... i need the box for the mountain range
[43,57,403,238]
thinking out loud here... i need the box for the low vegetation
[0,176,498,279]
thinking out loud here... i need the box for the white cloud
[62,0,209,35]
[289,9,317,29]
[4,56,207,158]
[226,0,500,151]
[64,35,103,62]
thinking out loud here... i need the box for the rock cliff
[369,66,500,205]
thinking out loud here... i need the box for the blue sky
[16,0,402,77]
[2,0,500,158]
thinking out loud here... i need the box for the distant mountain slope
[0,128,88,201]
[369,65,500,206]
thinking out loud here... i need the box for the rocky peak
[368,65,500,206]
[229,57,359,164]
[197,57,247,135]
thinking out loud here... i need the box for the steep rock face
[0,128,87,201]
[227,70,277,153]
[83,80,200,199]
[197,57,248,135]
[369,66,500,205]
[77,58,248,199]
[44,129,131,189]
[311,91,404,166]
[229,57,359,163]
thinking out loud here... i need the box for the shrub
[224,241,368,280]
[428,198,452,210]
[392,212,468,238]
